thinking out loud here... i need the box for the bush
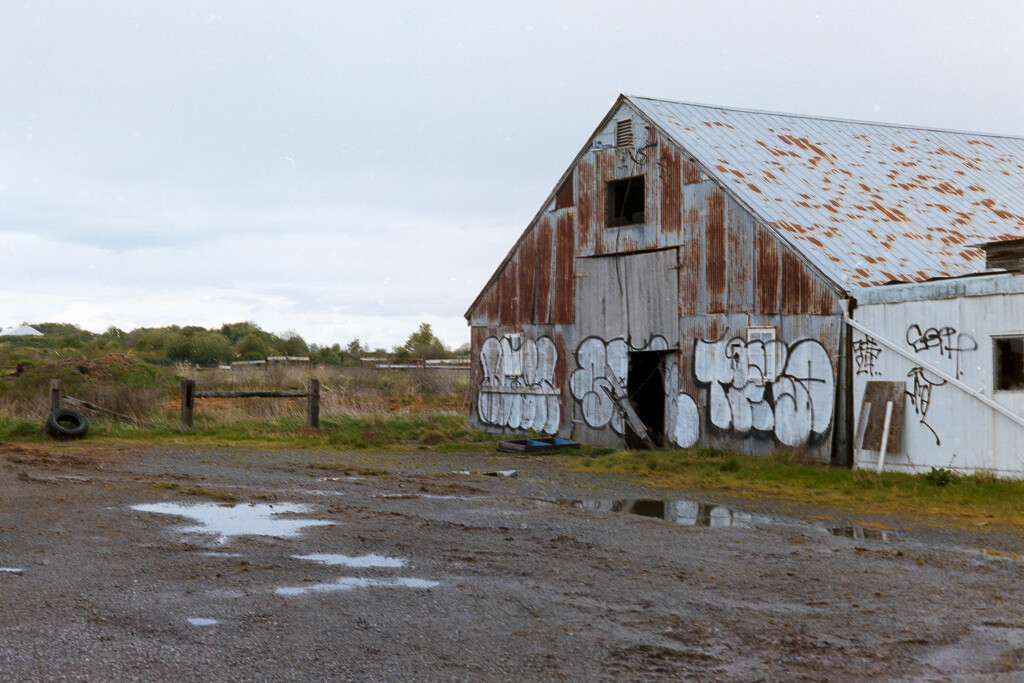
[924,467,958,487]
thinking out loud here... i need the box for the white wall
[852,286,1024,476]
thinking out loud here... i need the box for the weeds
[569,447,1024,529]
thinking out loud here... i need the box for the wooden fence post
[306,379,320,429]
[181,379,195,430]
[49,379,62,412]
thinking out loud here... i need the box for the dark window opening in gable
[554,169,574,210]
[994,337,1024,390]
[606,175,645,227]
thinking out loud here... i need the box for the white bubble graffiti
[569,335,699,447]
[692,336,834,447]
[478,334,560,434]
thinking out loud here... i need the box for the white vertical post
[876,401,894,474]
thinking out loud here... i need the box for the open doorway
[626,351,669,448]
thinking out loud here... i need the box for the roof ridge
[624,94,1024,141]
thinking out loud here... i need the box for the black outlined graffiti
[905,324,978,378]
[478,335,559,434]
[906,366,945,446]
[569,335,670,434]
[693,336,834,447]
[853,337,882,376]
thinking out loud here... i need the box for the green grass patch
[0,411,499,451]
[572,447,1024,529]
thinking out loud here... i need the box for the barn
[465,94,1024,467]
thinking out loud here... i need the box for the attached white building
[851,240,1024,476]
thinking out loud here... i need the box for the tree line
[5,321,467,367]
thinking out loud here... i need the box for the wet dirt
[3,443,1024,681]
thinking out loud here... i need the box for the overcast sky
[2,1,1022,349]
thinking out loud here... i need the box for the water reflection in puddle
[0,567,24,573]
[186,617,218,626]
[540,497,893,541]
[829,526,890,541]
[275,577,439,596]
[546,498,763,528]
[294,553,406,568]
[130,502,333,539]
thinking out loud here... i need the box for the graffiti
[853,337,882,376]
[693,337,834,447]
[568,333,835,449]
[906,367,945,446]
[569,335,669,435]
[664,361,699,448]
[905,324,977,378]
[478,335,560,434]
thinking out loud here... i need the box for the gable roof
[628,95,1024,289]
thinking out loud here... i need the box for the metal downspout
[843,315,1024,431]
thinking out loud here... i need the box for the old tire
[45,408,89,440]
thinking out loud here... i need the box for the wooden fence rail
[47,379,153,427]
[180,378,320,430]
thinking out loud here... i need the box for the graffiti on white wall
[692,337,835,447]
[478,334,560,434]
[906,366,945,445]
[905,324,977,379]
[853,337,882,376]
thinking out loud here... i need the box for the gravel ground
[3,441,1024,681]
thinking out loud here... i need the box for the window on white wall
[994,336,1024,390]
[746,327,777,384]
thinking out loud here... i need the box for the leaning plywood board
[858,381,905,454]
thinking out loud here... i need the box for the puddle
[275,577,439,596]
[294,553,407,568]
[130,502,334,539]
[829,526,891,541]
[0,567,24,573]
[186,617,218,626]
[544,497,762,528]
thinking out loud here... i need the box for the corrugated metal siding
[534,218,554,323]
[553,213,575,323]
[468,99,848,458]
[660,142,683,240]
[853,290,1024,475]
[575,248,680,346]
[468,211,574,327]
[706,190,726,313]
[630,95,1024,289]
[756,224,780,313]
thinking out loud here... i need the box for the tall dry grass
[176,364,472,422]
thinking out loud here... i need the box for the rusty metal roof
[628,95,1024,289]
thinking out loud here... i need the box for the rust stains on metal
[660,143,682,238]
[552,212,575,324]
[554,168,575,210]
[706,191,726,313]
[576,155,596,254]
[755,225,780,313]
[682,160,702,184]
[518,228,538,323]
[534,218,554,323]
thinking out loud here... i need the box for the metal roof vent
[974,238,1024,272]
[615,119,634,148]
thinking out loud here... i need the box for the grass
[0,356,497,450]
[0,412,501,451]
[571,447,1024,530]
